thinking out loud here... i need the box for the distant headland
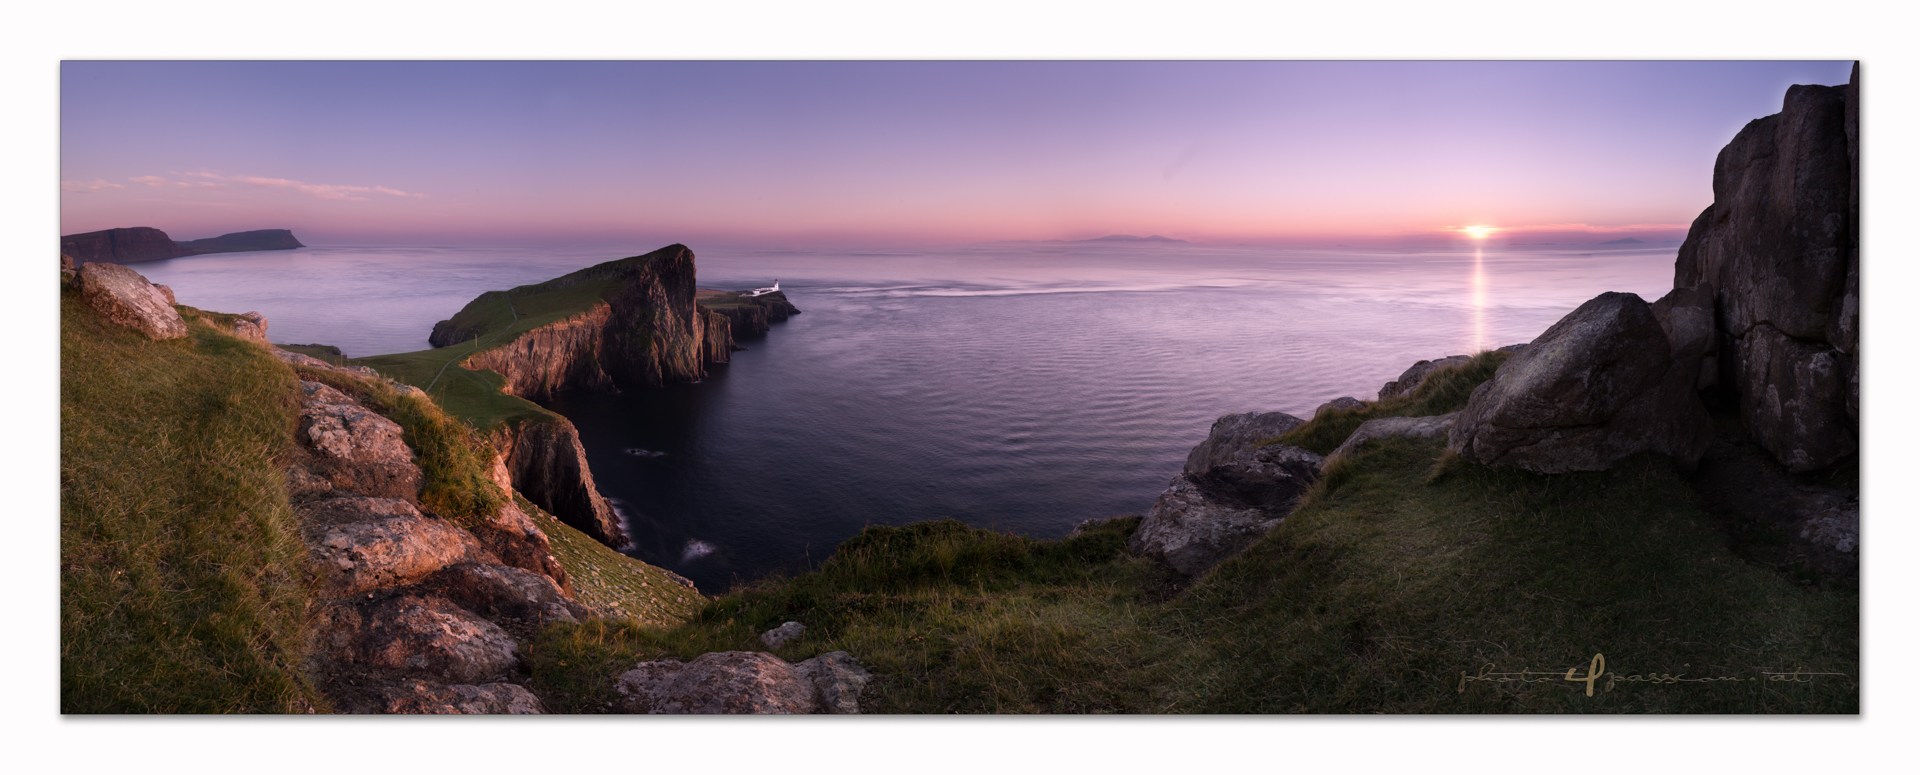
[60,226,305,265]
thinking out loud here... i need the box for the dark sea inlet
[138,242,1675,592]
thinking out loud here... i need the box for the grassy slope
[517,493,706,625]
[61,289,325,713]
[527,351,1856,714]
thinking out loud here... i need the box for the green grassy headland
[61,288,325,713]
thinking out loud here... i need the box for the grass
[517,493,707,626]
[274,343,346,365]
[61,289,327,713]
[1274,349,1511,455]
[350,345,558,434]
[526,517,1203,713]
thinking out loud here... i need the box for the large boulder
[75,262,187,340]
[1181,411,1306,474]
[1130,443,1322,577]
[614,650,872,714]
[289,381,423,500]
[1650,284,1718,391]
[1378,355,1471,401]
[1671,67,1857,472]
[415,562,592,631]
[1448,292,1712,473]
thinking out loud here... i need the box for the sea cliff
[61,226,305,264]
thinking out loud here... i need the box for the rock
[416,562,592,631]
[793,651,871,714]
[376,679,545,715]
[271,348,381,379]
[302,497,489,596]
[312,594,521,684]
[1313,396,1366,418]
[1326,413,1459,464]
[1798,501,1858,556]
[1182,411,1307,475]
[1671,71,1857,471]
[76,262,188,340]
[298,381,414,466]
[1378,355,1471,401]
[150,284,176,305]
[1651,284,1718,390]
[60,226,190,264]
[1448,292,1712,473]
[1130,443,1320,577]
[1734,324,1855,471]
[614,650,869,714]
[466,498,575,597]
[61,253,76,282]
[761,621,805,649]
[230,311,268,343]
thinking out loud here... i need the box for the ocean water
[135,241,1678,591]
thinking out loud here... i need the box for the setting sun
[1462,225,1498,239]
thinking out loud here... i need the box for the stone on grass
[1129,443,1321,577]
[313,595,521,684]
[378,679,546,714]
[1326,413,1459,464]
[761,621,806,649]
[1182,411,1307,475]
[76,261,187,340]
[614,650,871,714]
[303,497,489,596]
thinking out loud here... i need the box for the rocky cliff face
[1673,63,1858,472]
[61,227,189,264]
[702,291,803,338]
[488,420,628,549]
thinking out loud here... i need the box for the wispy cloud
[185,171,427,201]
[61,179,126,194]
[130,175,169,187]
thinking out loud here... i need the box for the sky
[59,60,1853,248]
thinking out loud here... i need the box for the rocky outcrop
[61,227,189,264]
[283,365,593,714]
[1327,413,1459,464]
[761,621,806,649]
[176,229,305,255]
[1313,396,1366,418]
[61,226,303,265]
[61,253,77,282]
[489,419,627,549]
[700,290,803,338]
[1672,64,1858,472]
[1448,292,1712,473]
[1181,411,1307,474]
[463,305,619,401]
[76,262,187,340]
[229,311,268,343]
[702,306,735,363]
[1133,414,1323,577]
[614,651,872,714]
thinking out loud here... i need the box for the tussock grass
[1275,349,1511,455]
[527,517,1204,713]
[61,289,326,713]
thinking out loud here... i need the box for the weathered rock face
[462,305,619,401]
[465,498,575,597]
[313,594,522,684]
[1672,66,1858,472]
[614,651,872,714]
[1181,411,1307,475]
[290,382,423,500]
[61,253,77,282]
[415,562,592,632]
[61,226,190,264]
[1326,413,1459,464]
[1133,430,1323,577]
[761,621,806,649]
[76,262,188,341]
[702,306,735,363]
[1448,292,1712,473]
[229,311,268,343]
[303,497,489,596]
[489,419,628,549]
[1313,396,1366,418]
[702,290,803,338]
[1651,284,1718,391]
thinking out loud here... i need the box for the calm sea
[136,241,1677,591]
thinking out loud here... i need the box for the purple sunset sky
[61,60,1852,247]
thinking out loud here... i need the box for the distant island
[1597,237,1645,245]
[60,226,304,265]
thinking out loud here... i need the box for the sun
[1461,225,1497,239]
